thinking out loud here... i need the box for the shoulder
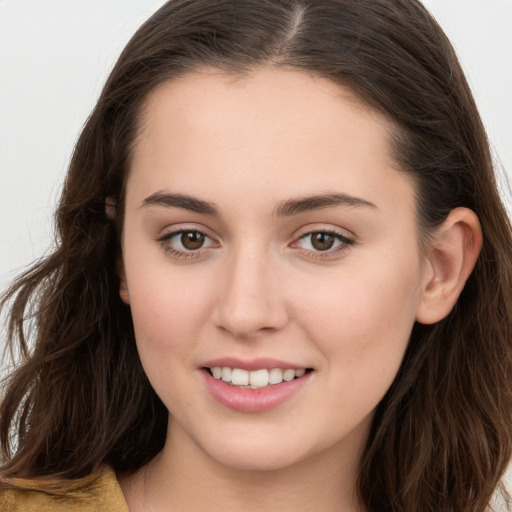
[0,466,129,512]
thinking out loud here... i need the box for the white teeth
[221,367,232,382]
[282,369,296,381]
[268,368,283,384]
[249,369,269,387]
[231,368,249,386]
[211,367,222,379]
[210,366,307,388]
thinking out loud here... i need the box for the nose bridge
[214,242,287,338]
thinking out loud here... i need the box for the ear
[118,259,130,305]
[416,207,482,325]
[105,196,117,220]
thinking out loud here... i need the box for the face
[120,67,430,472]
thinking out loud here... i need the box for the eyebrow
[140,192,219,216]
[139,191,376,217]
[275,193,377,217]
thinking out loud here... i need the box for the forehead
[127,67,413,215]
[136,67,393,152]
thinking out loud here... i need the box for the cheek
[293,270,420,426]
[123,256,216,358]
[126,272,215,411]
[293,253,422,375]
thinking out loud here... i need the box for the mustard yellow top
[0,466,129,512]
[1,465,510,511]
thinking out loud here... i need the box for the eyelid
[289,225,356,259]
[292,223,356,242]
[156,222,219,242]
[156,224,220,259]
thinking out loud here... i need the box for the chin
[209,448,304,473]
[196,430,320,473]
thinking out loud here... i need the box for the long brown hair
[1,1,511,510]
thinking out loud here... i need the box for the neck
[120,420,368,512]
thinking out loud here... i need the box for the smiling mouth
[205,367,313,389]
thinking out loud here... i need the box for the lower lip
[202,370,313,413]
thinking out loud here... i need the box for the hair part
[2,1,512,511]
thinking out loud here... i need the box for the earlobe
[416,207,482,325]
[118,260,130,305]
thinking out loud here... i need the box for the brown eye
[294,230,354,256]
[158,229,217,259]
[310,232,335,251]
[181,231,205,250]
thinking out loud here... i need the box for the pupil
[312,233,334,251]
[181,231,205,250]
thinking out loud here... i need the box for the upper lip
[201,357,309,371]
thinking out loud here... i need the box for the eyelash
[293,230,355,260]
[157,229,216,260]
[156,228,355,260]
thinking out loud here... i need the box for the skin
[117,67,481,511]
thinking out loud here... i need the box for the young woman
[1,1,511,511]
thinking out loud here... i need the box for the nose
[212,248,289,339]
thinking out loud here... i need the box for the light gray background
[0,0,511,291]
